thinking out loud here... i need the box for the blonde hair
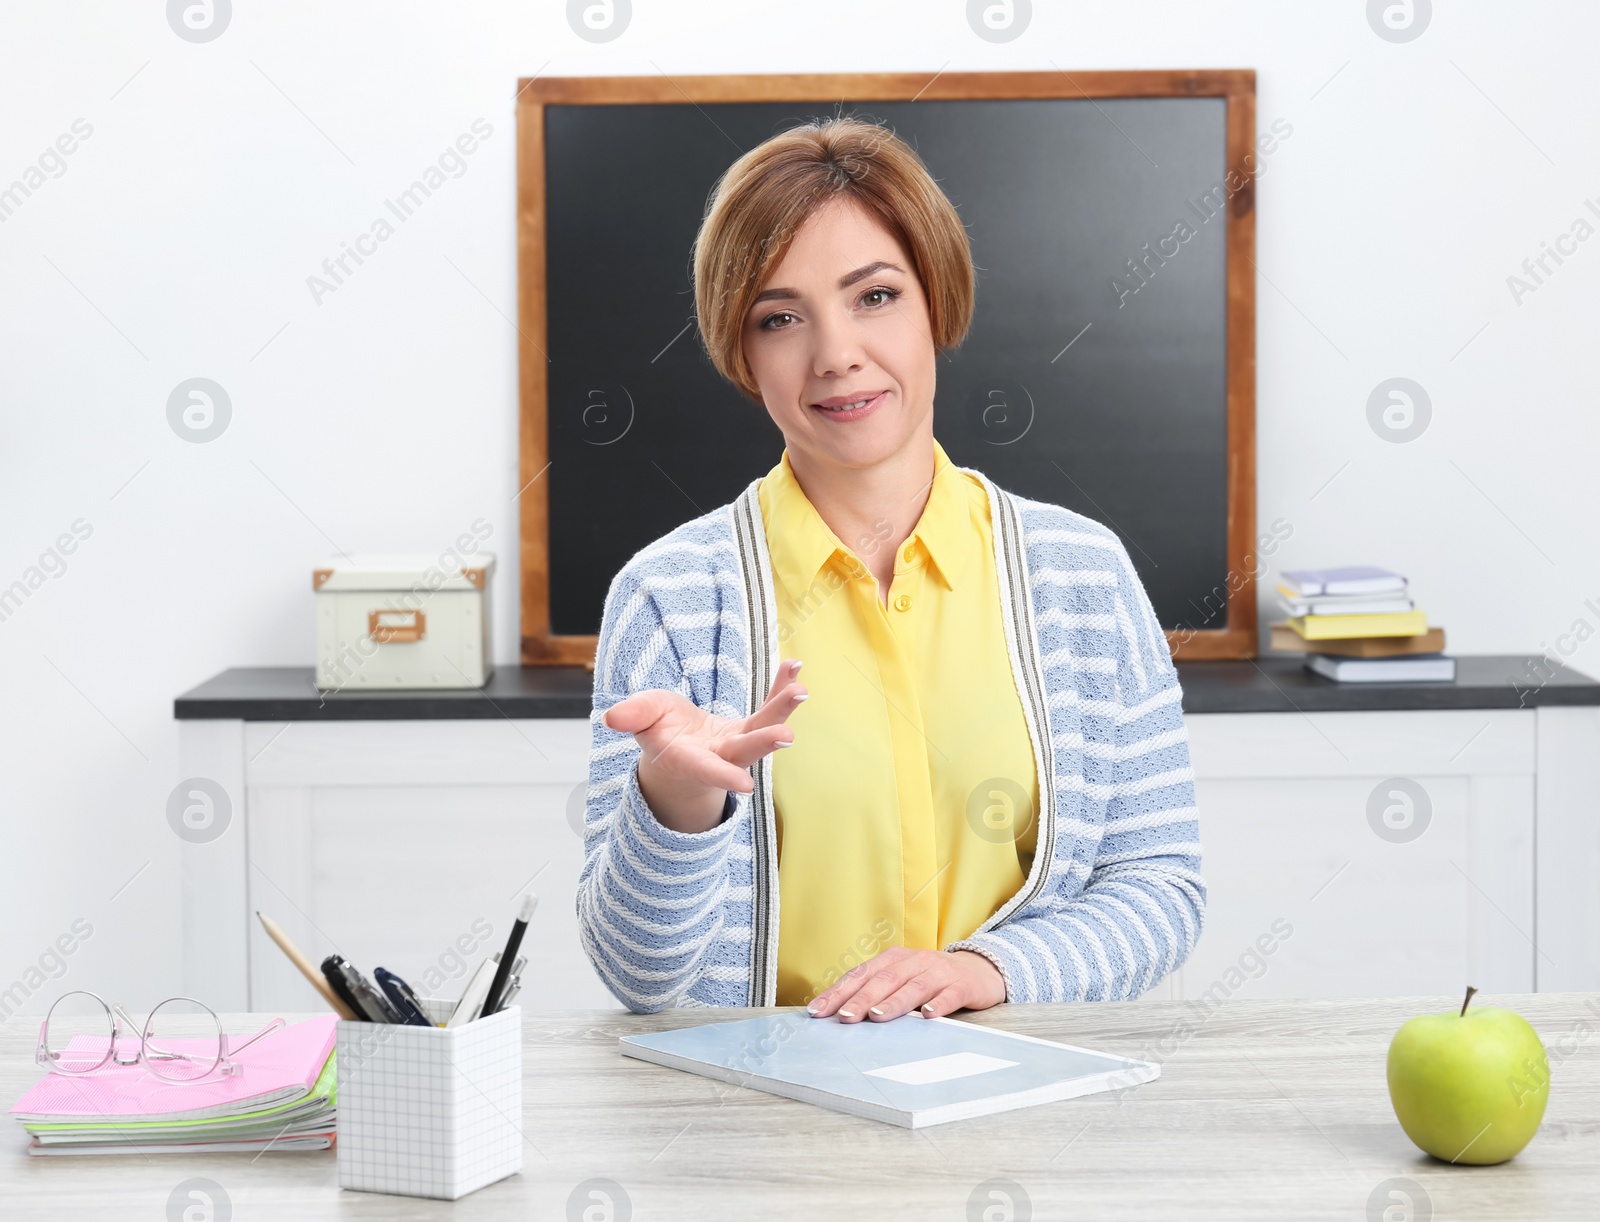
[692,117,975,402]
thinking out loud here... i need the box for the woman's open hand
[601,658,807,832]
[806,947,1006,1021]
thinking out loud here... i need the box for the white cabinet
[178,707,1600,1013]
[1175,709,1535,1002]
[180,718,612,1015]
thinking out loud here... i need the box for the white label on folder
[863,1051,1019,1086]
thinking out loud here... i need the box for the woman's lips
[809,390,888,422]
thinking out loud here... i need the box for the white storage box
[314,554,494,690]
[336,1000,523,1200]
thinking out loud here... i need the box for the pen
[497,955,527,1011]
[319,954,369,1019]
[447,958,499,1028]
[324,955,404,1024]
[482,894,537,1017]
[256,911,358,1020]
[375,967,431,1027]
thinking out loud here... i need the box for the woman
[577,117,1204,1020]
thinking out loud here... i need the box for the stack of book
[9,1014,338,1156]
[1270,565,1454,683]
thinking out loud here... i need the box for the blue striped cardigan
[577,466,1205,1012]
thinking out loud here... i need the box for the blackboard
[520,74,1257,662]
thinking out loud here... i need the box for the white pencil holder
[336,999,523,1201]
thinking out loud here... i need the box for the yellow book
[1286,610,1428,640]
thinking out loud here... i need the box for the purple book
[1279,566,1407,598]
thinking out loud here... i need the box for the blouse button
[894,594,912,612]
[902,543,916,563]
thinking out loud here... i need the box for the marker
[481,894,537,1017]
[256,912,359,1020]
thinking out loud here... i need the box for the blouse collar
[760,438,977,596]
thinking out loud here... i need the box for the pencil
[256,911,359,1020]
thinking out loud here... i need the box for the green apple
[1387,986,1550,1165]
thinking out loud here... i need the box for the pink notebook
[10,1015,337,1123]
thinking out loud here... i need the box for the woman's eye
[757,287,897,331]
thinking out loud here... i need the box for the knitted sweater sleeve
[946,532,1207,1002]
[573,555,743,1013]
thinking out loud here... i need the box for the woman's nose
[810,309,867,379]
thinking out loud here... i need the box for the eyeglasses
[36,991,285,1084]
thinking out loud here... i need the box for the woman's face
[741,196,936,474]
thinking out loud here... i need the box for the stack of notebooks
[1270,565,1454,683]
[9,1014,338,1156]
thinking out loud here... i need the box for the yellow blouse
[758,439,1040,1007]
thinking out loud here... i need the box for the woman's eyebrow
[750,260,907,307]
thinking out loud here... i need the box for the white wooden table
[5,994,1598,1219]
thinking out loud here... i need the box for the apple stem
[1460,985,1479,1017]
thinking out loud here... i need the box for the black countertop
[174,655,1599,721]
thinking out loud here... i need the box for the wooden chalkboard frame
[515,70,1258,666]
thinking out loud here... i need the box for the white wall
[2,1,1596,1014]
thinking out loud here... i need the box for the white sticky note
[863,1051,1019,1086]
